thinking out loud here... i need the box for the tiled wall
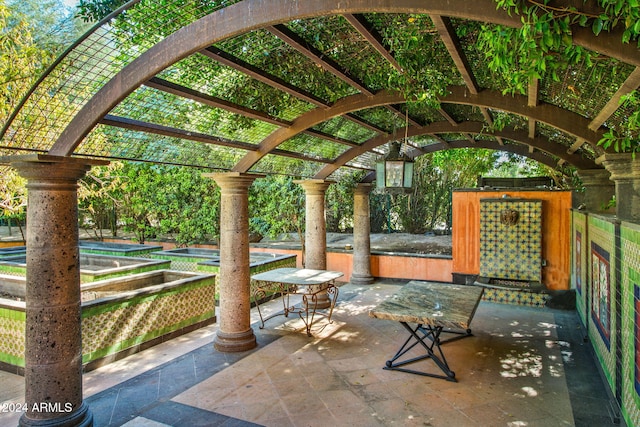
[82,276,215,364]
[572,211,640,426]
[0,275,216,373]
[586,215,616,392]
[0,259,170,282]
[621,221,640,426]
[0,303,25,370]
[198,255,296,298]
[481,288,549,308]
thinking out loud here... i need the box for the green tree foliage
[0,1,45,122]
[76,0,127,22]
[0,165,26,239]
[325,172,366,233]
[153,165,220,247]
[372,149,499,233]
[78,162,124,240]
[249,175,305,242]
[0,0,88,122]
[486,152,566,184]
[599,89,640,153]
[0,1,90,225]
[117,163,220,245]
[484,0,640,151]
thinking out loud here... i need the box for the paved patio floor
[0,280,618,426]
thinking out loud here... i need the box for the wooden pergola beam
[438,107,475,143]
[528,78,539,139]
[144,77,360,147]
[266,24,371,94]
[46,0,640,158]
[343,14,403,73]
[589,66,640,131]
[443,86,605,148]
[479,107,504,145]
[145,77,286,127]
[267,23,421,129]
[315,120,595,179]
[100,114,338,164]
[200,47,326,107]
[431,15,478,94]
[200,47,385,134]
[567,138,585,155]
[566,67,640,154]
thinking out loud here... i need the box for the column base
[19,401,92,427]
[350,273,375,285]
[304,290,332,310]
[214,329,257,352]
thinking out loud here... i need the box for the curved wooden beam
[442,87,606,151]
[313,121,597,179]
[232,90,404,172]
[47,0,638,158]
[417,140,564,170]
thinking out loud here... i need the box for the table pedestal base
[383,322,473,382]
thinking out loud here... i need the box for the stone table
[369,280,484,381]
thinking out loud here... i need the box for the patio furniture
[251,267,343,336]
[369,280,484,382]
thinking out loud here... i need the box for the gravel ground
[0,227,452,255]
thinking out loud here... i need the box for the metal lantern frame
[376,140,414,192]
[376,108,414,193]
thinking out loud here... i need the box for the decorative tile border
[481,288,549,308]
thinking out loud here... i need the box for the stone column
[601,153,640,222]
[205,172,260,352]
[575,169,615,212]
[351,183,374,284]
[8,155,105,427]
[296,179,332,308]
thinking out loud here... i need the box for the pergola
[1,1,639,425]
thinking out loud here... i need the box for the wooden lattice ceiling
[2,0,639,180]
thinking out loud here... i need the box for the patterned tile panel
[82,279,215,362]
[587,215,616,392]
[197,256,297,298]
[0,306,25,367]
[572,211,587,326]
[0,277,215,371]
[480,199,542,282]
[481,288,550,308]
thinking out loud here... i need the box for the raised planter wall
[0,270,216,374]
[79,240,163,257]
[0,253,170,282]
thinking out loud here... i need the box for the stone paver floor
[0,280,616,426]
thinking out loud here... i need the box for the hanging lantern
[376,140,414,192]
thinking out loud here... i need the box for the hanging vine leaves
[483,0,640,151]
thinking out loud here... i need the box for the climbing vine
[483,0,640,151]
[599,90,640,153]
